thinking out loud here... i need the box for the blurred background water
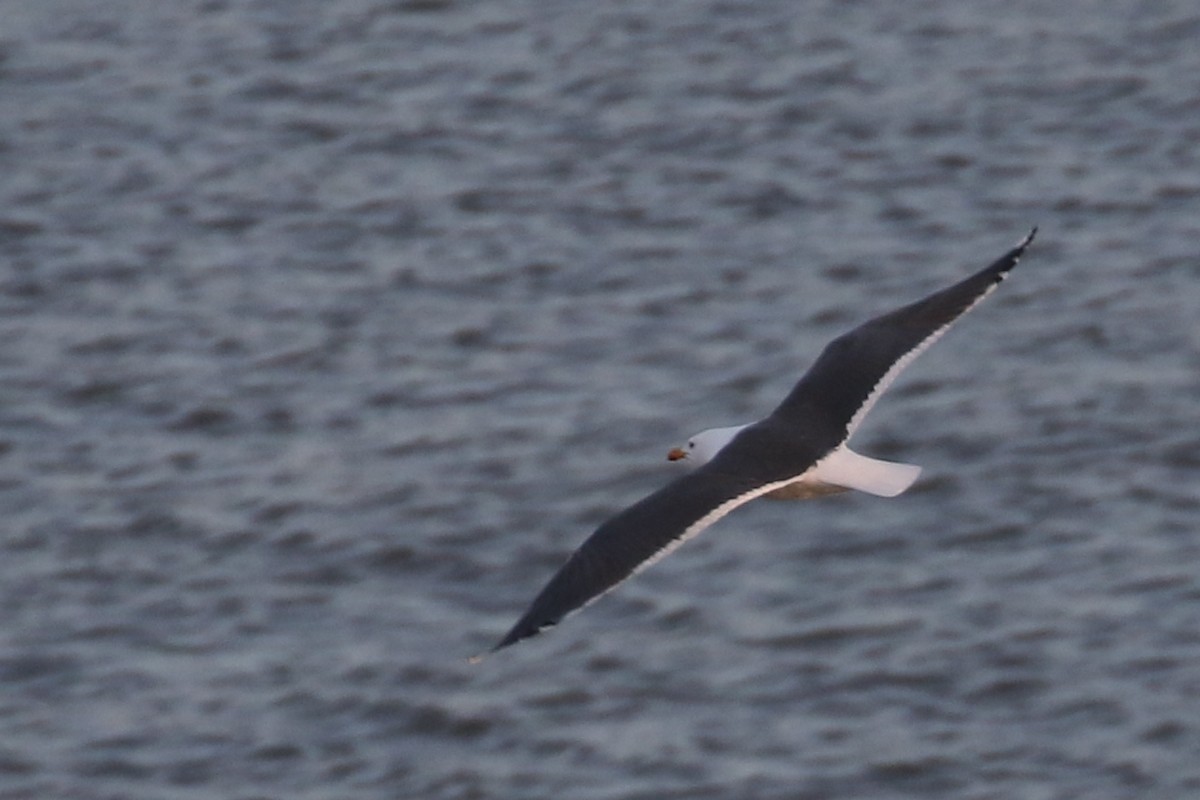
[1,1,1198,798]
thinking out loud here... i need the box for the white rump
[807,446,922,498]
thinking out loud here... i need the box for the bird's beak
[666,447,687,462]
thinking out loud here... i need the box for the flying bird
[484,229,1037,656]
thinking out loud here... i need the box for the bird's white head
[666,423,749,466]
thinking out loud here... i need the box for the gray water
[1,1,1198,798]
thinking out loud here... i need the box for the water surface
[1,1,1199,798]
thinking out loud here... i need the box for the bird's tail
[810,446,922,498]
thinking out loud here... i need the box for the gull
[483,229,1037,656]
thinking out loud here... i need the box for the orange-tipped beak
[666,447,687,462]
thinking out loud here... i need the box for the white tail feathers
[809,446,922,498]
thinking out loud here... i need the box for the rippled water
[2,1,1199,798]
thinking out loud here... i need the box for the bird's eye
[688,441,694,449]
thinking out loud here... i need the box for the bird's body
[484,229,1037,656]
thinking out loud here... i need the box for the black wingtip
[468,626,529,663]
[1018,226,1038,251]
[485,614,553,657]
[994,226,1037,281]
[490,635,518,655]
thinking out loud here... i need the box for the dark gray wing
[771,228,1036,439]
[490,464,780,653]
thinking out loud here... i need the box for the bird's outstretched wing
[488,463,794,654]
[771,228,1036,439]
